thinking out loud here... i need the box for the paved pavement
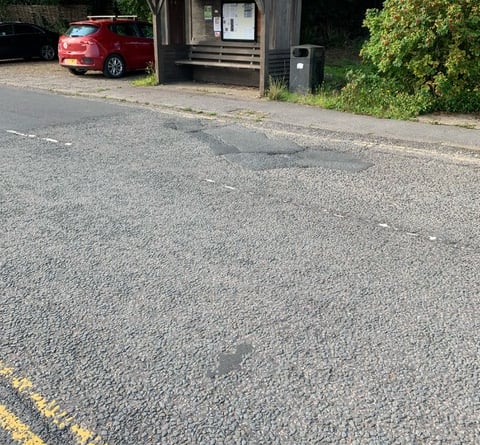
[0,60,479,151]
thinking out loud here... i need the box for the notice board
[222,2,256,41]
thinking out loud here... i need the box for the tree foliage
[301,0,383,45]
[361,0,480,111]
[116,0,151,20]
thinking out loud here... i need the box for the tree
[301,0,383,45]
[361,0,480,111]
[115,0,151,20]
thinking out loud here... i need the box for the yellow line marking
[0,404,47,445]
[0,362,107,445]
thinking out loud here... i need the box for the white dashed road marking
[202,178,441,244]
[6,130,72,147]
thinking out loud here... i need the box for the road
[0,86,479,445]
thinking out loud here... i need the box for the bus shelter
[147,0,302,94]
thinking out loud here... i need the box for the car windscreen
[108,23,139,37]
[15,24,42,34]
[0,24,14,36]
[138,23,153,39]
[65,24,98,37]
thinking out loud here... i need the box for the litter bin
[289,45,325,94]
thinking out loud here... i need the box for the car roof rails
[87,15,138,21]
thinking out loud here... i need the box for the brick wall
[2,5,89,26]
[1,4,109,27]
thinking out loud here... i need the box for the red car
[58,16,154,78]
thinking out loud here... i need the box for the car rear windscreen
[65,25,98,37]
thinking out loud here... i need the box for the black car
[0,22,59,61]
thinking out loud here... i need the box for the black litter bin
[289,45,325,94]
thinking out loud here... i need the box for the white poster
[222,2,255,41]
[214,16,221,32]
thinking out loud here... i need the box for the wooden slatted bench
[176,43,261,70]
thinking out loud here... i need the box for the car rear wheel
[69,68,87,76]
[104,54,125,78]
[40,44,56,61]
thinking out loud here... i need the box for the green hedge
[361,0,480,112]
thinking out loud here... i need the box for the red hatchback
[58,16,154,78]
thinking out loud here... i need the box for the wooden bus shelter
[146,0,302,94]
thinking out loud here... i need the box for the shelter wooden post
[146,0,165,84]
[260,0,302,94]
[257,0,268,95]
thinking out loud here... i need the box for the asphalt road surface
[1,86,479,445]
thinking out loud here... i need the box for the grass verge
[267,46,433,120]
[132,62,158,87]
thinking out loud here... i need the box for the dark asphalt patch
[223,150,373,171]
[160,120,373,171]
[203,125,373,171]
[207,343,254,377]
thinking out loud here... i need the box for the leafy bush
[361,0,480,112]
[337,68,435,119]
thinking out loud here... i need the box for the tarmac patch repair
[203,125,373,171]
